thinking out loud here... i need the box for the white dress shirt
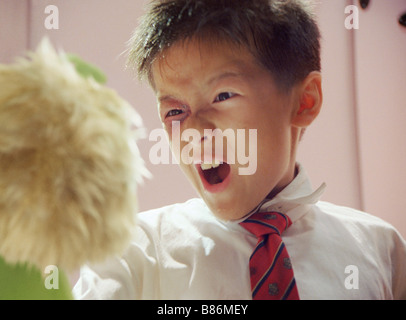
[73,164,406,300]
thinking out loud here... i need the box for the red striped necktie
[240,211,300,300]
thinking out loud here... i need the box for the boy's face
[151,38,299,221]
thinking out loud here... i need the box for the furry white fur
[0,39,147,271]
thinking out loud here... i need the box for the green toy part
[67,53,107,84]
[0,255,73,300]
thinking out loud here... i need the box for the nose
[182,106,216,141]
[178,109,219,164]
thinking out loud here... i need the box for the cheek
[169,131,202,167]
[166,123,185,162]
[178,162,202,193]
[256,127,292,166]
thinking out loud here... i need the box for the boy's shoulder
[313,200,405,243]
[136,197,403,236]
[135,197,406,247]
[315,200,395,227]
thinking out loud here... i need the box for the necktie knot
[240,211,292,238]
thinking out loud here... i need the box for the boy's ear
[291,71,323,128]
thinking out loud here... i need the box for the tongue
[206,170,222,185]
[218,163,230,180]
[204,163,230,185]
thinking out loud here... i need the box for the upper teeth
[201,162,221,171]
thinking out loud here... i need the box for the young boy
[73,0,406,300]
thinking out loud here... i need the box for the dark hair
[128,0,321,91]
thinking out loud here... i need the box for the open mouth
[199,162,231,186]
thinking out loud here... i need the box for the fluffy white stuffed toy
[0,38,147,299]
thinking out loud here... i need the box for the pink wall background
[1,0,405,237]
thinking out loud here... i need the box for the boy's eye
[166,109,184,118]
[214,92,235,103]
